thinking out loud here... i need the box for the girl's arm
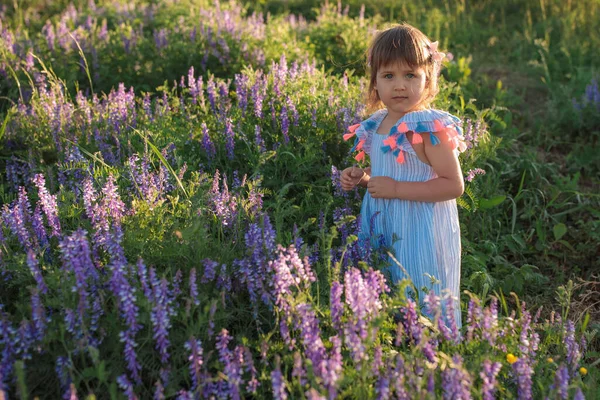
[366,133,464,202]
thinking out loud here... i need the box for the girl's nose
[395,79,406,91]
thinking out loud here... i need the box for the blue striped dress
[353,108,463,326]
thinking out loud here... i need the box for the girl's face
[375,62,427,120]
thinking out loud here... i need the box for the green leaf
[479,195,506,209]
[553,223,567,241]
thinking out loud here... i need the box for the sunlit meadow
[0,0,598,398]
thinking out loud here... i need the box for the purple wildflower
[280,103,290,144]
[60,229,98,318]
[225,118,235,159]
[292,352,306,386]
[462,118,486,149]
[376,374,390,400]
[202,259,218,283]
[189,268,199,306]
[185,338,203,391]
[441,355,472,400]
[243,346,259,393]
[42,21,56,51]
[271,357,287,400]
[30,288,46,342]
[443,294,462,342]
[295,303,342,396]
[254,125,265,151]
[342,268,388,363]
[216,263,231,292]
[208,302,217,337]
[372,345,383,376]
[108,245,141,383]
[330,281,343,333]
[234,73,249,115]
[153,28,168,50]
[466,298,483,342]
[251,72,266,118]
[480,360,502,400]
[2,187,33,251]
[553,364,569,400]
[564,320,581,372]
[512,358,533,400]
[117,374,138,400]
[0,310,17,390]
[270,245,316,316]
[482,298,499,346]
[150,275,173,364]
[207,75,217,112]
[466,168,486,182]
[27,250,48,295]
[273,54,288,96]
[207,170,238,227]
[200,122,216,161]
[330,166,346,197]
[171,269,183,299]
[55,356,72,399]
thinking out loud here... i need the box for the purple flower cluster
[83,175,126,253]
[342,268,389,364]
[207,170,238,228]
[107,233,141,383]
[295,303,343,397]
[330,166,347,198]
[251,71,268,119]
[270,245,316,317]
[214,329,247,399]
[2,187,34,251]
[465,168,486,182]
[480,360,502,400]
[5,157,33,192]
[32,174,61,238]
[27,250,48,295]
[127,153,170,207]
[462,118,486,149]
[235,215,276,307]
[573,77,600,112]
[200,122,216,160]
[149,272,175,365]
[225,118,236,159]
[564,320,582,372]
[271,357,288,400]
[441,355,472,399]
[185,337,204,392]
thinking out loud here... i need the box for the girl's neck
[386,105,429,122]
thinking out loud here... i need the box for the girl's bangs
[370,29,430,71]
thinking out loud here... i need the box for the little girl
[341,24,466,326]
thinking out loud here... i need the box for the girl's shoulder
[398,108,461,132]
[342,109,387,161]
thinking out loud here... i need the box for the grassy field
[0,0,598,398]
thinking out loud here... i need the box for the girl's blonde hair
[366,24,442,112]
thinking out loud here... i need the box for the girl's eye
[384,74,393,79]
[406,73,415,79]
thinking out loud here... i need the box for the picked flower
[506,353,518,364]
[579,367,588,376]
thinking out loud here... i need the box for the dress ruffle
[343,109,467,164]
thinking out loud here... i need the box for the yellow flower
[547,357,554,363]
[579,367,588,376]
[506,353,518,364]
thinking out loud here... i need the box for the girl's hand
[341,166,367,191]
[367,176,398,198]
